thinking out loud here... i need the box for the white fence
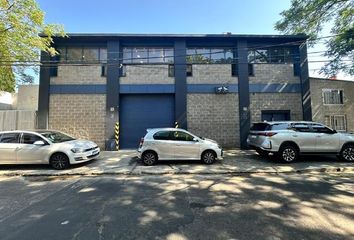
[0,110,37,131]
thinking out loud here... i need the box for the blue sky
[35,0,351,80]
[37,0,290,34]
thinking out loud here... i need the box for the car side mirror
[33,140,45,146]
[332,130,337,134]
[193,137,199,142]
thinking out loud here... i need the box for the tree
[275,0,354,77]
[0,0,65,92]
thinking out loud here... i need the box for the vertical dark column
[37,51,50,129]
[105,40,120,150]
[299,42,312,121]
[237,40,251,149]
[174,40,187,129]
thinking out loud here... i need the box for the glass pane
[164,48,174,63]
[173,131,194,141]
[0,133,19,143]
[57,47,66,62]
[248,50,255,63]
[132,48,148,63]
[254,49,268,63]
[284,48,292,63]
[210,49,224,63]
[186,49,195,63]
[195,48,210,63]
[100,48,107,63]
[66,47,83,62]
[270,48,284,63]
[149,48,164,63]
[225,49,234,63]
[83,48,99,62]
[22,134,43,144]
[123,48,132,63]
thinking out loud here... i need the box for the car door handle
[316,135,322,138]
[292,135,298,137]
[175,144,182,146]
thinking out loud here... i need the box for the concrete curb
[1,166,353,177]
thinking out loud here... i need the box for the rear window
[250,123,270,131]
[270,123,290,130]
[0,133,20,143]
[153,131,172,140]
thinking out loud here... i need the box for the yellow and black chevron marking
[115,122,119,150]
[175,121,179,128]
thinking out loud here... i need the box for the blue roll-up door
[120,94,175,149]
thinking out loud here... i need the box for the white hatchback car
[0,130,100,169]
[137,128,223,165]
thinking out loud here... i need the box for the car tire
[50,153,70,170]
[142,151,158,166]
[256,149,269,157]
[278,145,298,163]
[201,150,216,164]
[340,144,354,162]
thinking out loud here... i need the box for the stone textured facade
[187,64,238,84]
[48,94,106,148]
[249,93,303,122]
[120,65,174,84]
[50,65,106,85]
[187,93,239,147]
[250,64,299,83]
[310,78,354,133]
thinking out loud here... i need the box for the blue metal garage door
[120,94,175,149]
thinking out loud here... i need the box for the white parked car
[138,128,223,165]
[247,121,354,163]
[0,130,100,169]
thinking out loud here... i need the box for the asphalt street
[0,173,353,240]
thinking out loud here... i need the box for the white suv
[247,121,354,163]
[137,128,223,165]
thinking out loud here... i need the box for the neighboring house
[310,77,354,133]
[0,85,38,131]
[38,33,311,150]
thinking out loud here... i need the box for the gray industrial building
[38,33,312,150]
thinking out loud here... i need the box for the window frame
[171,131,195,142]
[0,132,20,144]
[153,131,173,141]
[325,115,347,132]
[20,133,49,145]
[322,89,344,105]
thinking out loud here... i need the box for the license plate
[251,135,257,139]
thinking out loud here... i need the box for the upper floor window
[57,47,107,63]
[122,47,174,64]
[186,48,233,64]
[248,47,294,63]
[322,89,344,105]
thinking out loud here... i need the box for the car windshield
[39,131,75,143]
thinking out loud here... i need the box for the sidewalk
[0,149,353,177]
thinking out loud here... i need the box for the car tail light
[258,132,277,137]
[139,138,144,148]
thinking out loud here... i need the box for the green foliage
[275,0,354,76]
[0,0,65,92]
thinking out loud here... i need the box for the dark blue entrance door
[120,94,175,149]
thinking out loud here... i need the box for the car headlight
[71,148,85,153]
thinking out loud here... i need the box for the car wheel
[201,150,216,164]
[340,145,354,162]
[50,153,70,170]
[256,149,269,157]
[142,151,157,166]
[279,145,298,163]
